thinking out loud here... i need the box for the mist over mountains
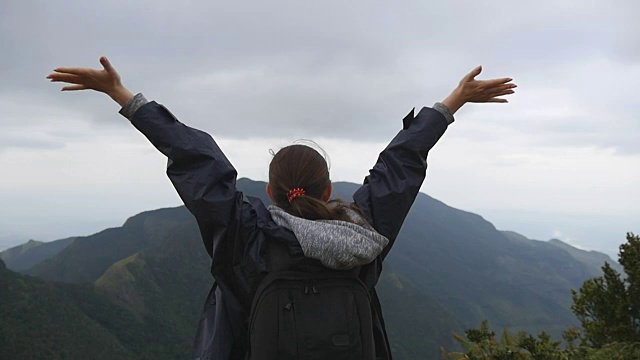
[0,178,622,359]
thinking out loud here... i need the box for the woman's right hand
[47,56,134,107]
[442,66,516,114]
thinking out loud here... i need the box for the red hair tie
[287,188,306,203]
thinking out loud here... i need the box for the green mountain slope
[90,220,213,359]
[0,259,136,359]
[91,228,457,359]
[0,222,214,359]
[384,195,606,338]
[377,264,464,359]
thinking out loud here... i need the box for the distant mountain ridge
[0,178,622,359]
[546,238,622,276]
[0,237,75,272]
[25,207,194,283]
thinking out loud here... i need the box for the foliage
[441,321,640,360]
[571,232,640,346]
[440,320,571,360]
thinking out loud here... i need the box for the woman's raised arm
[353,66,515,260]
[47,57,246,260]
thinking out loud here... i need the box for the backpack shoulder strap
[266,240,297,272]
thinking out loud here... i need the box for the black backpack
[248,240,376,360]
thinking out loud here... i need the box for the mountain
[376,264,464,359]
[385,194,600,337]
[547,238,623,277]
[0,205,459,358]
[0,237,75,272]
[25,207,195,283]
[0,178,622,359]
[0,259,136,359]
[502,231,623,278]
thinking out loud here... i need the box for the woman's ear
[322,183,333,202]
[266,183,274,201]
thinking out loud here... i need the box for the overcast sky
[1,0,638,258]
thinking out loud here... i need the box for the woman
[47,57,515,360]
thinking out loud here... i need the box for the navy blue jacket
[128,102,449,360]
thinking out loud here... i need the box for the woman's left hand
[47,56,134,107]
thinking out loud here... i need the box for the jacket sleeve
[352,106,449,260]
[127,101,261,271]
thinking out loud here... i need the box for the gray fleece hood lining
[268,205,389,270]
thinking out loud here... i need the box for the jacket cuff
[432,102,455,125]
[119,93,149,120]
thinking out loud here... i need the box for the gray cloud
[0,92,100,151]
[1,0,639,152]
[0,137,65,152]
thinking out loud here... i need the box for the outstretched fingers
[493,83,517,92]
[487,87,515,98]
[483,81,516,98]
[490,90,515,98]
[454,66,516,105]
[47,56,124,96]
[485,77,513,86]
[47,72,84,84]
[51,67,92,76]
[61,84,89,91]
[488,86,516,96]
[485,87,516,103]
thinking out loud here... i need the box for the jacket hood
[268,205,389,270]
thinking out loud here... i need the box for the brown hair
[268,143,367,224]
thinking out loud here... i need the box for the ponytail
[268,144,369,225]
[287,192,370,227]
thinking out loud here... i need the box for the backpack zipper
[304,279,320,295]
